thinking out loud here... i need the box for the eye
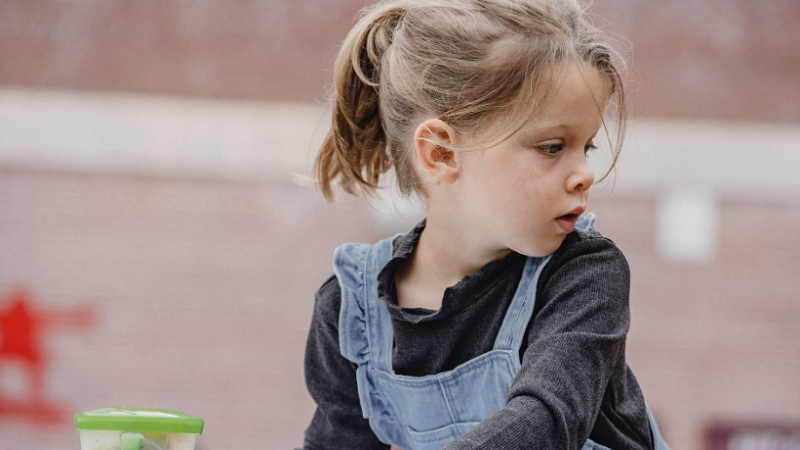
[534,143,564,155]
[534,143,598,156]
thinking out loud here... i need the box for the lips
[556,216,576,233]
[556,206,585,233]
[558,205,586,219]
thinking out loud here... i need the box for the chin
[514,236,564,258]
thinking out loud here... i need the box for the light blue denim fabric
[334,212,671,450]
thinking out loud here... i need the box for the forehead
[521,62,609,135]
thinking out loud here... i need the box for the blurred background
[0,1,798,449]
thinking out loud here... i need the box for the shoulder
[533,227,631,322]
[566,226,624,256]
[543,227,630,283]
[523,228,632,344]
[313,233,398,329]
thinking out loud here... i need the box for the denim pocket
[406,421,481,450]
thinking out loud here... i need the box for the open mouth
[556,214,578,232]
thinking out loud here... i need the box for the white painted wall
[2,87,798,208]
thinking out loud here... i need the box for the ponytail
[313,3,406,203]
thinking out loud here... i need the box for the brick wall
[1,0,799,123]
[0,166,797,449]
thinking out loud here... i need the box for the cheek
[477,155,519,197]
[480,158,537,215]
[463,149,551,220]
[500,174,559,228]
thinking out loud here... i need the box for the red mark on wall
[0,287,94,425]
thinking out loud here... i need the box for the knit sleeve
[299,274,390,450]
[444,236,646,450]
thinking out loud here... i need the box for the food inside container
[75,407,204,450]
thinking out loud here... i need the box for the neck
[413,209,513,288]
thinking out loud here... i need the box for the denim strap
[492,254,552,354]
[363,233,401,373]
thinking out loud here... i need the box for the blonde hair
[312,0,627,203]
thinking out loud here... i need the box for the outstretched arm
[445,236,638,450]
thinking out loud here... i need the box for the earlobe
[414,119,460,185]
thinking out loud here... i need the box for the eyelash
[535,144,598,155]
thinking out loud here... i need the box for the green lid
[75,407,204,434]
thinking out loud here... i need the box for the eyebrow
[529,123,568,135]
[518,123,568,140]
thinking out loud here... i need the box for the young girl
[299,0,671,449]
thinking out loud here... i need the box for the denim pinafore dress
[334,213,671,450]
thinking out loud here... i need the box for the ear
[413,119,461,185]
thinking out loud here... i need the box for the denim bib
[334,213,671,450]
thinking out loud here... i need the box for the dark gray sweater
[299,217,654,450]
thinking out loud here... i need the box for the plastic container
[75,407,204,450]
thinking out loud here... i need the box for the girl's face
[455,62,608,257]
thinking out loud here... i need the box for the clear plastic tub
[75,407,204,450]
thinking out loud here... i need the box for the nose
[566,151,594,193]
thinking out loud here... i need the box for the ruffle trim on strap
[334,242,371,365]
[333,242,377,419]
